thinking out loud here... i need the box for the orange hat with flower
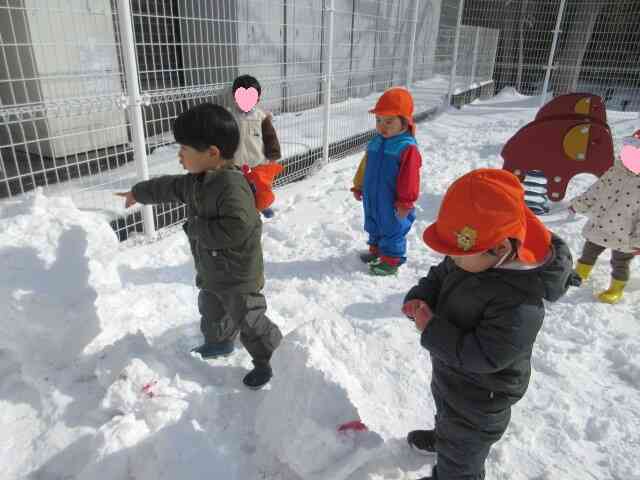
[423,169,552,264]
[369,87,415,135]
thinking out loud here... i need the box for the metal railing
[0,0,501,240]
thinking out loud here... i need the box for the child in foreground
[402,168,579,479]
[117,103,282,389]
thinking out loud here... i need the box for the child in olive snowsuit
[402,169,579,480]
[117,103,282,389]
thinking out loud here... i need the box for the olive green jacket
[132,165,264,293]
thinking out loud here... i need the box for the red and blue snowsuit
[353,131,422,263]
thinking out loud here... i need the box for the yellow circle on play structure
[574,97,592,115]
[563,124,590,161]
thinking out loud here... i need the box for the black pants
[198,290,282,366]
[432,385,510,480]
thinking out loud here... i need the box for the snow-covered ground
[1,91,639,480]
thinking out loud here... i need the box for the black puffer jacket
[405,235,579,415]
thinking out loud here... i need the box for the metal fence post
[470,26,480,85]
[540,0,566,108]
[321,0,335,167]
[447,0,465,105]
[406,0,420,87]
[488,30,498,81]
[117,0,155,238]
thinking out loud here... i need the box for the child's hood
[497,235,581,302]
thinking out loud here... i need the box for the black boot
[243,363,273,389]
[407,429,436,455]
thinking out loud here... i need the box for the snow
[2,90,639,480]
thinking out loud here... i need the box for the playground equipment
[536,93,607,124]
[502,93,614,211]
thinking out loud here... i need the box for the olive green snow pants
[198,290,282,366]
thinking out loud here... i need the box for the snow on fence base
[450,81,496,109]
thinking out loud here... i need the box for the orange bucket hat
[369,87,415,135]
[423,169,552,264]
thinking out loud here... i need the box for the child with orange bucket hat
[351,87,422,275]
[401,169,580,480]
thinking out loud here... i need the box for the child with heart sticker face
[229,75,283,218]
[234,86,259,113]
[621,131,640,174]
[571,130,640,304]
[229,74,281,169]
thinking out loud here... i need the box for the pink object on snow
[141,381,157,398]
[337,420,368,432]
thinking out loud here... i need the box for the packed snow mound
[253,310,445,480]
[256,315,384,479]
[71,356,214,480]
[101,358,195,432]
[0,190,120,370]
[0,192,237,480]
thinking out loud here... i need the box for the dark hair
[507,238,520,260]
[172,103,239,159]
[232,74,262,97]
[487,238,520,260]
[398,117,415,137]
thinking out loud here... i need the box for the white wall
[0,0,127,158]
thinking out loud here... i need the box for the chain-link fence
[0,1,131,200]
[463,0,640,111]
[0,0,499,241]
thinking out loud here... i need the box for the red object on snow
[141,381,157,398]
[337,420,368,432]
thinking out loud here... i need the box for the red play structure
[535,93,607,124]
[502,93,614,202]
